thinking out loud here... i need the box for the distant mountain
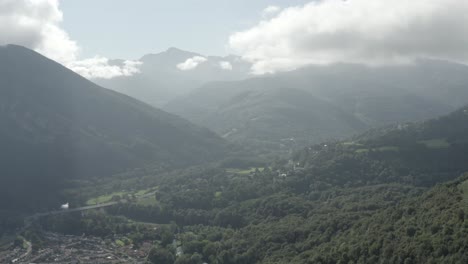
[94,48,252,107]
[165,60,468,150]
[0,45,228,211]
[168,86,366,150]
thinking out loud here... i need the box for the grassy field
[343,141,364,147]
[226,167,266,175]
[86,191,128,205]
[85,188,157,206]
[377,146,400,152]
[136,196,158,206]
[354,139,451,154]
[418,138,451,148]
[355,146,400,153]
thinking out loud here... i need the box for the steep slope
[94,48,251,106]
[294,104,468,187]
[0,45,227,211]
[169,87,366,149]
[166,60,468,149]
[284,175,468,264]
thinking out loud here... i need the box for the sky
[59,0,311,59]
[2,0,468,78]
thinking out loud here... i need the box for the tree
[148,247,175,264]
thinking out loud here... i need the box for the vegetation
[2,46,468,263]
[165,60,468,152]
[40,104,466,263]
[0,45,229,212]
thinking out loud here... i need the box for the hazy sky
[60,0,310,59]
[2,0,468,79]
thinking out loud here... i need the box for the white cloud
[229,0,468,74]
[262,6,281,18]
[177,56,207,71]
[219,61,233,70]
[0,0,140,79]
[67,57,142,79]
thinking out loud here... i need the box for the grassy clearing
[343,141,364,147]
[85,187,157,205]
[134,188,157,197]
[135,189,150,196]
[86,191,128,205]
[136,196,158,206]
[355,148,369,153]
[377,146,400,152]
[115,239,125,247]
[226,167,265,175]
[418,138,451,149]
[355,146,399,153]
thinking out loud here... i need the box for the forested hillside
[36,104,468,263]
[167,86,366,150]
[0,45,228,212]
[166,61,468,151]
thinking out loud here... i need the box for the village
[0,231,153,263]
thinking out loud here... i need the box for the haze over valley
[1,0,468,263]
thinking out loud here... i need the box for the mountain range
[94,48,252,107]
[165,60,468,150]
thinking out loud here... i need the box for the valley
[1,3,468,261]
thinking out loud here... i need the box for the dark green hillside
[165,60,468,151]
[293,105,468,187]
[289,175,468,264]
[0,45,227,211]
[172,87,366,149]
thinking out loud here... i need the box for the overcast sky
[2,0,468,78]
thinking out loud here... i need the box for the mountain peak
[140,47,200,63]
[166,47,189,53]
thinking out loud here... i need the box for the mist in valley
[1,0,468,263]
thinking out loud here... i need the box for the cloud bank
[230,0,468,74]
[0,0,140,79]
[177,56,207,71]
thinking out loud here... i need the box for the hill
[293,104,468,188]
[169,86,366,152]
[165,61,468,150]
[0,45,227,211]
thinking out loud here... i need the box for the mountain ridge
[165,59,468,150]
[0,44,228,211]
[94,47,252,107]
